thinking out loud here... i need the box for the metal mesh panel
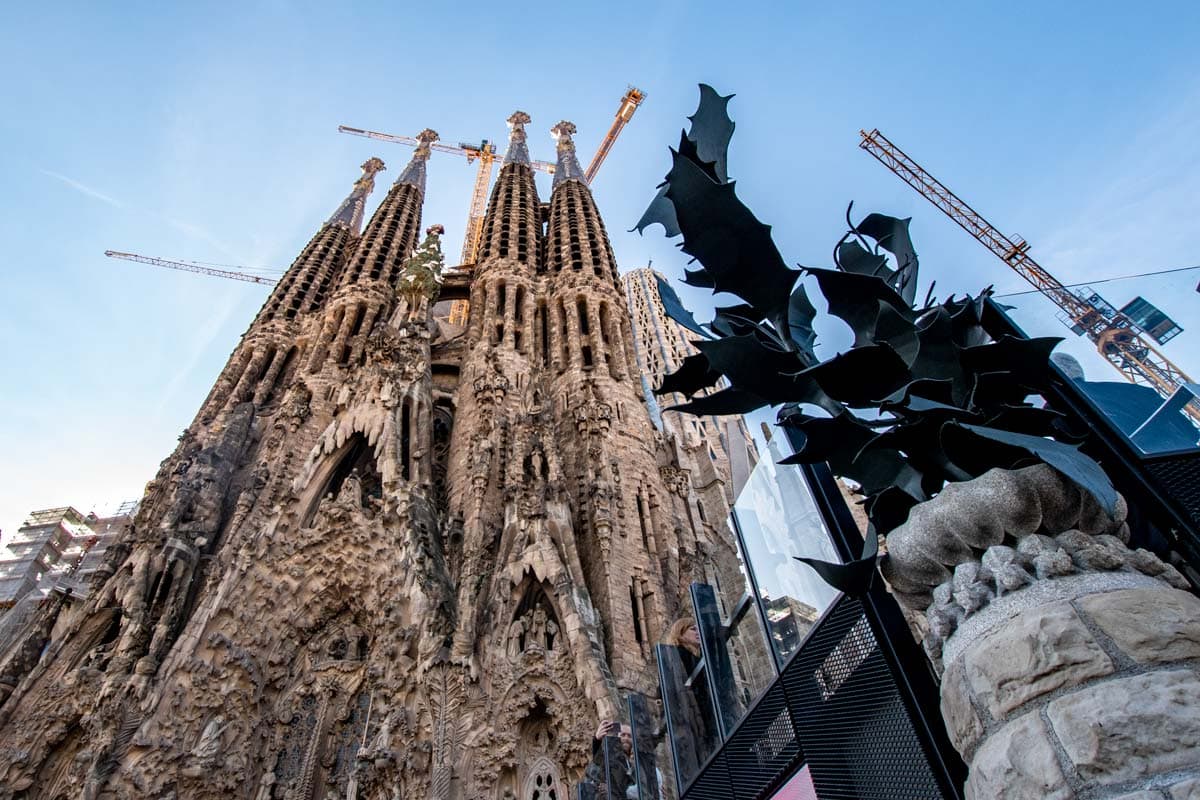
[685,750,734,800]
[1145,452,1200,527]
[722,680,802,799]
[781,595,944,800]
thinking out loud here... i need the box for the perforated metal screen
[680,594,952,800]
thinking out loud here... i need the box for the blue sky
[2,2,1198,539]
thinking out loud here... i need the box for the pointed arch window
[523,756,563,800]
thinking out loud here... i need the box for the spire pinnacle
[328,157,386,232]
[395,128,439,192]
[503,111,532,166]
[551,120,586,188]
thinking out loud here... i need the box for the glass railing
[653,431,858,797]
[578,695,675,800]
[995,267,1200,456]
[732,437,842,668]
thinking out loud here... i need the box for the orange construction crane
[585,87,646,183]
[104,250,282,285]
[339,87,645,267]
[337,126,556,268]
[859,128,1198,423]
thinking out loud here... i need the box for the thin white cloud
[150,289,243,420]
[165,216,239,259]
[39,169,123,208]
[1033,83,1200,287]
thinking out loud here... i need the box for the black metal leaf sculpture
[654,274,711,339]
[637,84,1120,595]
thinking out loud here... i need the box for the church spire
[503,111,532,166]
[550,120,586,189]
[394,128,439,193]
[327,157,386,233]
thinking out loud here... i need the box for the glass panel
[628,693,674,800]
[579,734,629,800]
[602,734,632,800]
[733,437,842,667]
[692,582,773,739]
[995,267,1200,455]
[655,638,718,793]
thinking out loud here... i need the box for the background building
[624,265,760,503]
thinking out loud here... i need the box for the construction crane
[108,93,645,328]
[859,128,1198,424]
[585,87,646,182]
[339,86,645,266]
[337,127,556,267]
[104,250,281,286]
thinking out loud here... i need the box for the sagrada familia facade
[0,114,741,798]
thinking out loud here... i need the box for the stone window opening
[253,345,277,386]
[558,300,570,371]
[577,299,589,335]
[538,301,550,367]
[630,580,646,646]
[494,281,508,346]
[513,286,526,352]
[598,303,612,345]
[401,400,412,482]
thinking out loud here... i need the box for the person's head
[618,724,632,755]
[664,616,701,656]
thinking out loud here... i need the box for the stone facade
[0,116,733,799]
[883,464,1200,799]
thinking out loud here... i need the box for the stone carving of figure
[506,615,526,659]
[336,471,363,509]
[474,436,494,475]
[528,607,548,652]
[545,617,559,651]
[529,447,545,482]
[192,715,229,763]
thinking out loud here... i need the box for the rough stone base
[942,583,1200,799]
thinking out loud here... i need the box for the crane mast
[584,87,645,183]
[858,129,1196,421]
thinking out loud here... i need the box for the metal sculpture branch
[636,85,1116,593]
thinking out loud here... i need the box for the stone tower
[0,114,731,800]
[623,265,760,504]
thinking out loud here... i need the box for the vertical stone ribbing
[259,158,385,323]
[195,159,387,422]
[306,131,435,375]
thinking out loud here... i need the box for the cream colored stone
[1169,777,1200,799]
[940,660,984,755]
[1047,670,1200,785]
[966,711,1072,800]
[962,600,1113,718]
[1079,587,1200,664]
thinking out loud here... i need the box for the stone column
[883,465,1200,800]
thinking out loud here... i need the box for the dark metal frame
[792,458,967,797]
